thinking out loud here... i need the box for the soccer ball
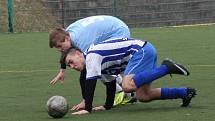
[46,96,69,118]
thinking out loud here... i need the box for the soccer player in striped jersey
[61,38,196,115]
[49,15,135,110]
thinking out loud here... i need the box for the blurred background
[0,0,215,32]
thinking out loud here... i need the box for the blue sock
[133,65,168,88]
[161,88,187,99]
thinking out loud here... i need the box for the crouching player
[61,38,196,115]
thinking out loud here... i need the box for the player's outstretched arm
[72,79,97,115]
[71,69,87,111]
[50,69,65,84]
[93,80,116,112]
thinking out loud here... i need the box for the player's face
[55,36,71,52]
[65,51,85,71]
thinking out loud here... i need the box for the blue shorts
[124,42,157,75]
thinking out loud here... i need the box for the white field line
[169,23,215,28]
[0,69,56,73]
[0,64,215,73]
[187,65,215,67]
[132,23,215,33]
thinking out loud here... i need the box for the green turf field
[0,24,215,121]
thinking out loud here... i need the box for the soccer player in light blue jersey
[49,15,134,110]
[61,38,196,115]
[49,15,130,53]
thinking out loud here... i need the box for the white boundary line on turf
[0,64,215,73]
[0,70,56,73]
[132,23,215,32]
[170,23,215,28]
[187,65,215,67]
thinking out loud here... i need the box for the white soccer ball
[46,96,69,118]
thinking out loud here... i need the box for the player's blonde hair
[49,28,70,48]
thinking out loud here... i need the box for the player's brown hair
[60,47,82,65]
[49,28,70,48]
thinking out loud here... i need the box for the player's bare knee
[122,75,137,93]
[136,92,151,102]
[137,95,151,102]
[122,82,133,93]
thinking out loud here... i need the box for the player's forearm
[104,80,116,110]
[79,68,87,99]
[84,79,97,112]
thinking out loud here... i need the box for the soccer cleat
[121,96,137,105]
[161,58,190,76]
[113,91,124,107]
[181,88,197,107]
[113,91,137,106]
[121,92,137,105]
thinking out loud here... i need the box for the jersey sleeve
[86,53,103,80]
[84,79,97,112]
[103,80,116,110]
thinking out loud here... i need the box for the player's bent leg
[114,75,137,106]
[122,75,137,93]
[136,85,151,102]
[136,85,161,102]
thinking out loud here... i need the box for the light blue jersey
[65,15,130,52]
[85,38,157,82]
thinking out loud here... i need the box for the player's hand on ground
[71,100,85,111]
[92,106,106,112]
[71,110,89,115]
[50,69,65,84]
